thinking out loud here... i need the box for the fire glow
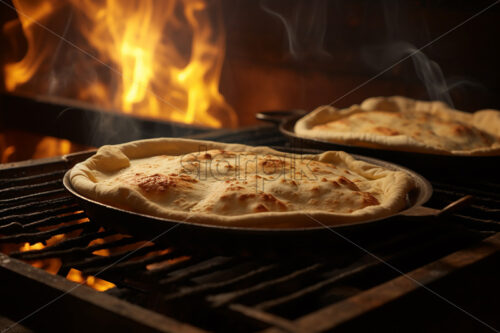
[2,0,237,160]
[18,236,116,292]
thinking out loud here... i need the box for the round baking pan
[63,152,438,245]
[256,110,500,181]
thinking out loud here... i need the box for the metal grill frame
[0,132,499,332]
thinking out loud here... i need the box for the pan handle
[256,109,308,125]
[401,195,473,217]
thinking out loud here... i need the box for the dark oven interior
[0,1,500,332]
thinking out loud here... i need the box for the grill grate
[1,127,499,332]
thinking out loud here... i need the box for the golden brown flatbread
[294,96,500,155]
[69,138,415,228]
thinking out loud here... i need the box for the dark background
[1,0,500,126]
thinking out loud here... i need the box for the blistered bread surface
[70,138,415,228]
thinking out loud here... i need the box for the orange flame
[17,236,116,291]
[3,0,237,128]
[19,235,64,275]
[67,268,116,292]
[31,136,73,159]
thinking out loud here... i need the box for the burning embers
[3,0,236,128]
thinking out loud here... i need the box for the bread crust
[294,96,500,156]
[69,138,415,228]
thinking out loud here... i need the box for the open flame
[0,131,82,162]
[18,234,116,292]
[67,268,116,292]
[3,0,236,133]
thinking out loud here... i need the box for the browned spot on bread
[179,174,198,183]
[134,172,198,193]
[373,126,400,136]
[330,181,340,187]
[453,124,473,136]
[254,204,269,212]
[276,201,287,211]
[359,192,380,207]
[221,193,238,200]
[217,150,236,157]
[338,176,360,191]
[260,193,277,202]
[321,177,328,182]
[136,174,176,193]
[203,153,212,159]
[239,193,256,201]
[227,185,244,191]
[261,159,285,169]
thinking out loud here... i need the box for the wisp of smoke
[260,0,330,61]
[362,41,456,107]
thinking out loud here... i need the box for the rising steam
[260,0,329,61]
[362,41,455,107]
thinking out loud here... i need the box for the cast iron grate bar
[156,257,235,284]
[0,221,90,244]
[207,263,324,307]
[0,159,69,178]
[0,169,66,187]
[0,204,80,225]
[0,211,87,234]
[229,303,300,333]
[61,243,160,271]
[0,179,63,198]
[469,204,500,213]
[431,180,500,200]
[433,187,500,203]
[163,264,276,302]
[0,196,76,218]
[81,249,182,276]
[0,130,499,333]
[258,232,500,333]
[0,188,68,207]
[453,214,500,230]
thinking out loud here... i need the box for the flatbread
[69,138,415,229]
[294,96,500,156]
